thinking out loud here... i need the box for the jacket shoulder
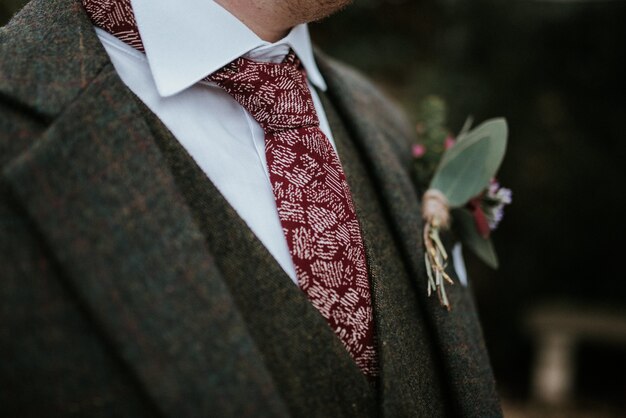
[0,0,109,117]
[0,0,110,166]
[316,52,415,169]
[0,6,48,168]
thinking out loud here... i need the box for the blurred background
[3,0,626,415]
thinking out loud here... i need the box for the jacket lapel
[3,63,288,418]
[1,1,288,416]
[320,90,449,417]
[317,53,502,417]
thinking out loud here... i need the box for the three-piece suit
[0,0,502,416]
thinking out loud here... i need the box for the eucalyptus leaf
[431,118,508,207]
[456,116,474,142]
[452,208,499,269]
[439,118,507,168]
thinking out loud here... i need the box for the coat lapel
[320,90,449,417]
[317,53,502,417]
[1,1,288,417]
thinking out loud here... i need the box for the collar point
[153,75,197,98]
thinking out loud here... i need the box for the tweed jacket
[0,0,502,417]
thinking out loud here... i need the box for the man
[0,0,502,416]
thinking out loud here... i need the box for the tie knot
[208,52,319,133]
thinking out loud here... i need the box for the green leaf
[431,118,508,207]
[452,208,499,269]
[456,116,474,142]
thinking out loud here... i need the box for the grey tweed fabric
[0,0,503,416]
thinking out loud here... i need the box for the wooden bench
[526,303,626,404]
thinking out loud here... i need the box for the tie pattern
[83,0,144,51]
[83,0,379,377]
[209,57,378,376]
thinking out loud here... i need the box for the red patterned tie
[208,55,378,377]
[83,0,379,377]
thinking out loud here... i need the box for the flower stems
[423,219,455,310]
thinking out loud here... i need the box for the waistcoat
[134,88,449,417]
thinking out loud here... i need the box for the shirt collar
[131,0,327,97]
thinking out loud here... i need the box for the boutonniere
[411,97,511,310]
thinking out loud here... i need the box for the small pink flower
[444,135,456,150]
[412,143,426,158]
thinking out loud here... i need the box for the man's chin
[318,0,353,21]
[291,0,354,25]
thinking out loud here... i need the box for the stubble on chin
[285,0,353,25]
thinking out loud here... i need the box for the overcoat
[0,0,503,416]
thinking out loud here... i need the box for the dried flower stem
[423,218,455,310]
[421,188,455,310]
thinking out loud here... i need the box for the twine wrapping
[421,189,450,229]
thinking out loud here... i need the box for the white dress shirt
[96,0,337,284]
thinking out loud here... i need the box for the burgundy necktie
[83,0,379,377]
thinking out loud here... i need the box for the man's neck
[214,0,293,42]
[214,0,352,43]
